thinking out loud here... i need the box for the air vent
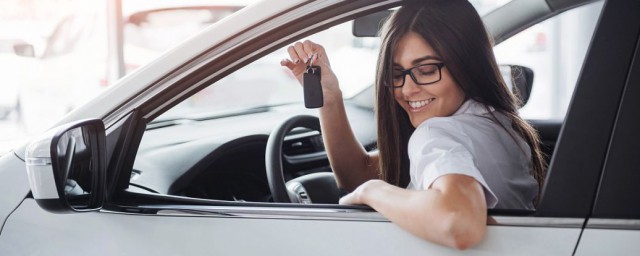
[283,134,324,156]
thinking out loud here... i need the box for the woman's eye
[416,65,437,76]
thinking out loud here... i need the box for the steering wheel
[265,115,341,203]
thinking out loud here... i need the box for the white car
[0,0,638,255]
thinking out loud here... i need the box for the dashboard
[129,102,377,202]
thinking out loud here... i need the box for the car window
[494,1,604,120]
[155,20,381,122]
[133,19,380,201]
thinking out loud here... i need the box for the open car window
[133,19,380,201]
[154,20,380,123]
[129,1,602,210]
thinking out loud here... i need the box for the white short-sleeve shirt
[406,100,538,210]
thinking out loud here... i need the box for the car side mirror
[500,64,534,108]
[25,119,106,213]
[13,43,36,58]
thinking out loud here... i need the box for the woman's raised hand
[280,40,341,102]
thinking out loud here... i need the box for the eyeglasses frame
[387,62,446,88]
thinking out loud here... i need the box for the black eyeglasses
[387,63,446,88]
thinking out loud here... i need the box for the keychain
[303,54,323,108]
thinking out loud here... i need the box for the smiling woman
[281,0,544,249]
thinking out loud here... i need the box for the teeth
[408,98,434,109]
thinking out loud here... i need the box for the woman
[280,0,546,249]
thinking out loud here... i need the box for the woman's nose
[401,76,421,96]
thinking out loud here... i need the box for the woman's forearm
[319,89,378,191]
[342,175,487,249]
[280,40,378,191]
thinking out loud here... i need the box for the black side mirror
[26,119,106,213]
[500,64,534,108]
[13,43,35,58]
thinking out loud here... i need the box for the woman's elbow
[443,212,486,250]
[449,228,484,250]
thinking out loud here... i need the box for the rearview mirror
[353,10,392,37]
[25,119,106,213]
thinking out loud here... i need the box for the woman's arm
[340,174,488,250]
[281,40,378,191]
[318,96,379,191]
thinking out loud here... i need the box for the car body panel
[0,153,30,234]
[575,223,640,255]
[535,0,637,217]
[575,5,640,253]
[0,199,580,255]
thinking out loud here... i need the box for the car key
[303,55,323,108]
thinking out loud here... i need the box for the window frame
[100,0,612,222]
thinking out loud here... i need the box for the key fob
[303,66,323,108]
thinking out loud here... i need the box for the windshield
[154,0,512,122]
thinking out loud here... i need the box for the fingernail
[294,59,300,64]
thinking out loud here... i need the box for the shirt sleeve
[409,119,499,208]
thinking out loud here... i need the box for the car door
[0,0,623,255]
[574,2,640,253]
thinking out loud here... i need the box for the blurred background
[0,0,602,155]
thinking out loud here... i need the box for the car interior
[104,0,601,215]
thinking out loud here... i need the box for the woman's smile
[407,98,436,111]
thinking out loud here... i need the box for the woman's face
[392,32,466,128]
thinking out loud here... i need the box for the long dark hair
[375,0,546,199]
